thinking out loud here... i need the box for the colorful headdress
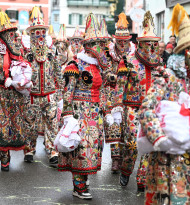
[100,19,109,37]
[48,25,56,39]
[137,11,161,41]
[168,3,190,54]
[113,13,132,40]
[56,24,69,47]
[57,24,66,41]
[82,13,108,44]
[0,9,17,33]
[68,25,84,40]
[26,6,48,33]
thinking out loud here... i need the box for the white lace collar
[77,51,99,65]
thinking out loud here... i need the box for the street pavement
[0,136,145,205]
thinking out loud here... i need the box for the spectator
[166,43,173,54]
[159,41,170,66]
[167,35,177,48]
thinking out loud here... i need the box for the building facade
[0,0,49,31]
[50,0,60,34]
[59,0,110,37]
[125,0,144,35]
[146,0,190,43]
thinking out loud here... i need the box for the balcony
[67,0,110,7]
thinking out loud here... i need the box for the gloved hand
[112,112,122,125]
[105,114,114,126]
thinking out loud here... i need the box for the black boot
[137,186,145,193]
[49,156,58,164]
[24,154,33,163]
[1,164,9,172]
[119,174,130,187]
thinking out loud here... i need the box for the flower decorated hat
[26,6,48,33]
[82,12,110,44]
[168,3,190,54]
[48,25,56,40]
[113,13,132,40]
[137,11,161,41]
[0,9,17,32]
[68,25,84,40]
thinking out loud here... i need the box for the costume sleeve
[53,57,65,89]
[139,74,182,150]
[62,62,79,118]
[111,57,131,114]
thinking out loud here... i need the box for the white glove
[158,138,185,154]
[105,114,114,126]
[112,112,122,125]
[4,77,12,88]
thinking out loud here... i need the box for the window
[156,11,165,41]
[5,10,18,21]
[53,0,59,7]
[54,14,59,23]
[68,13,83,25]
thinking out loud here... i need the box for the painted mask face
[55,41,68,65]
[69,38,83,55]
[30,28,47,62]
[137,41,160,66]
[84,40,108,69]
[0,29,21,56]
[116,39,130,54]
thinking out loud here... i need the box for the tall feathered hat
[82,13,110,44]
[26,6,48,33]
[137,11,161,41]
[113,13,132,40]
[168,3,190,54]
[68,25,84,40]
[0,9,17,32]
[48,25,56,39]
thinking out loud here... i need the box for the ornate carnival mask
[137,41,160,67]
[55,41,68,65]
[84,40,108,69]
[30,28,48,62]
[69,38,83,56]
[115,39,130,54]
[0,29,21,56]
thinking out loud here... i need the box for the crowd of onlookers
[159,35,177,67]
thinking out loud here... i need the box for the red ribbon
[3,51,10,78]
[180,103,190,116]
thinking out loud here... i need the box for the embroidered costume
[103,13,134,173]
[58,13,110,199]
[23,6,64,164]
[109,11,162,190]
[139,4,190,204]
[0,10,31,171]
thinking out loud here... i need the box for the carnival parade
[0,0,190,204]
